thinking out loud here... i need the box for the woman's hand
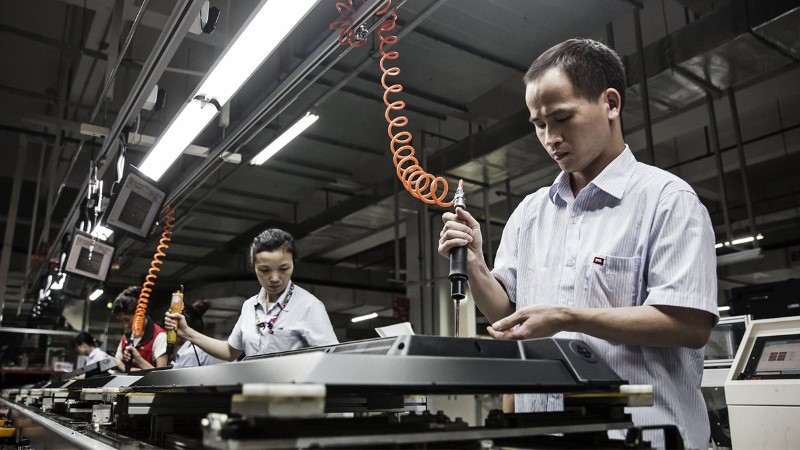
[164,312,191,339]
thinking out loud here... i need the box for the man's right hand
[164,312,190,339]
[438,207,484,265]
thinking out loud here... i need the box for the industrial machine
[0,336,672,449]
[701,314,749,448]
[725,316,800,449]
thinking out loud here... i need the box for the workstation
[1,0,800,448]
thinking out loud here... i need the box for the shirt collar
[548,145,635,203]
[256,280,293,311]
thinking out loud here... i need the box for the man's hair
[112,286,140,316]
[249,228,296,269]
[74,331,97,348]
[524,38,626,108]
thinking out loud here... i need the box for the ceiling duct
[623,0,800,128]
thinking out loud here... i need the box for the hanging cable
[131,208,175,337]
[331,0,454,207]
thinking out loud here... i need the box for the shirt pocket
[264,329,303,354]
[584,254,641,307]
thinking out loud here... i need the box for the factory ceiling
[1,0,799,335]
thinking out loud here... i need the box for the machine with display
[725,316,800,449]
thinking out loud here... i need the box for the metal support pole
[633,7,655,165]
[727,88,758,244]
[706,95,734,243]
[0,136,28,326]
[482,178,493,266]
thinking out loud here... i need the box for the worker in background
[71,331,111,379]
[172,300,223,367]
[73,331,109,366]
[165,228,338,360]
[112,286,169,371]
[438,38,717,449]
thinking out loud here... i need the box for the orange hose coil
[131,208,175,337]
[331,0,454,207]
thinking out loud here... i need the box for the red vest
[121,319,165,368]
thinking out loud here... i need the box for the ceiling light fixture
[250,112,319,165]
[351,312,378,323]
[139,0,319,181]
[715,233,763,249]
[89,288,104,301]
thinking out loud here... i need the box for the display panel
[741,334,800,380]
[63,230,115,282]
[105,166,166,238]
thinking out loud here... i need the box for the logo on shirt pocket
[585,254,641,307]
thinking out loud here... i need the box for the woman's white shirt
[173,341,223,367]
[84,347,110,366]
[227,282,338,356]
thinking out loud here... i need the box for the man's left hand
[487,304,571,340]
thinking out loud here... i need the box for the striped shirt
[492,146,718,449]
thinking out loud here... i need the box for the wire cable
[131,208,175,337]
[331,0,454,207]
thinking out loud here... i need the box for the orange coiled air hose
[131,208,175,337]
[331,0,454,207]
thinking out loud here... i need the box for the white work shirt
[173,341,223,367]
[228,281,338,356]
[492,146,718,450]
[83,347,110,366]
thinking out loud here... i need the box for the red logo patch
[592,256,605,266]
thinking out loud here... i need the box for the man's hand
[487,304,571,340]
[438,208,483,265]
[164,312,191,338]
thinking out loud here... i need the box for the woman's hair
[74,331,97,348]
[249,228,296,269]
[112,286,140,316]
[183,300,209,333]
[524,38,626,109]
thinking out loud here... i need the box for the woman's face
[75,343,92,355]
[116,313,134,331]
[253,250,294,299]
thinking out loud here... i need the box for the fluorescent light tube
[139,98,219,181]
[139,0,319,181]
[89,288,104,301]
[251,113,319,165]
[718,306,730,312]
[715,233,763,249]
[351,312,378,323]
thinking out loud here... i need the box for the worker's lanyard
[255,282,294,335]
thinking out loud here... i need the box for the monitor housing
[63,230,115,282]
[105,166,166,238]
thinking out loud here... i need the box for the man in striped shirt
[438,38,718,449]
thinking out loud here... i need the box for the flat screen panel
[63,230,115,282]
[741,334,800,379]
[106,166,166,238]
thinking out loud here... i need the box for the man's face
[525,67,618,179]
[253,250,294,299]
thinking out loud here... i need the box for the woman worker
[165,228,338,360]
[73,331,110,366]
[112,286,169,371]
[172,301,223,367]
